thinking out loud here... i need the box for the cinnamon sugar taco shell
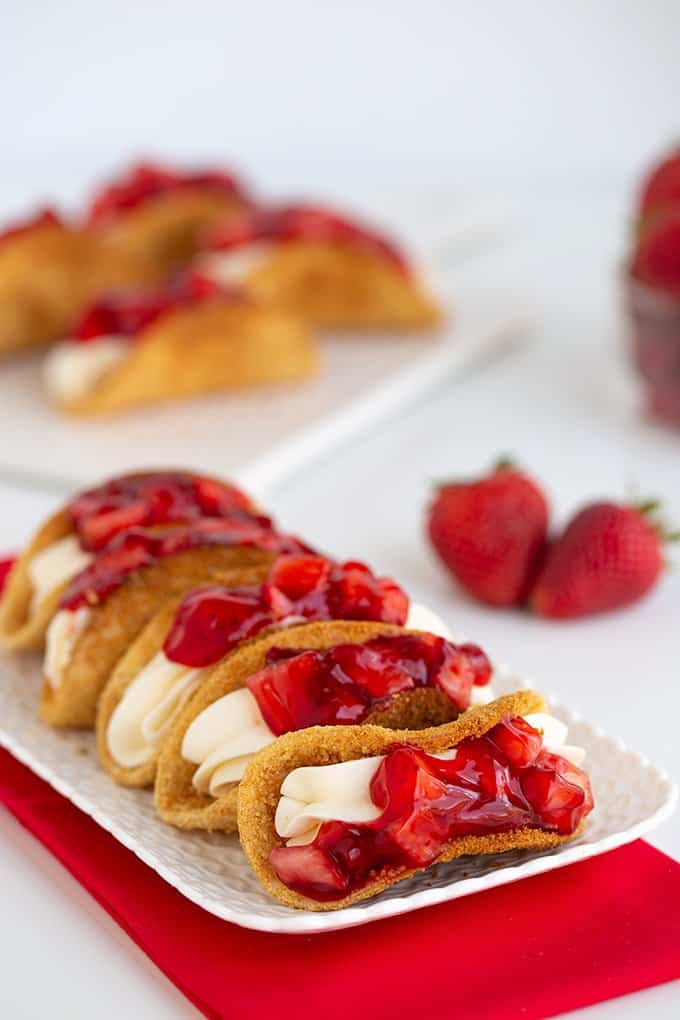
[0,211,159,357]
[154,620,486,833]
[0,470,257,652]
[197,205,441,331]
[238,691,592,911]
[87,162,251,277]
[45,295,318,417]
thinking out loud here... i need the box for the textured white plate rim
[0,681,676,935]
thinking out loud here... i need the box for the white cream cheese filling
[107,652,207,769]
[194,242,274,286]
[274,714,586,846]
[44,607,91,689]
[44,336,128,403]
[27,534,93,614]
[182,687,274,795]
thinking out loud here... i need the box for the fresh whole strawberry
[638,146,680,223]
[530,501,673,619]
[631,208,680,296]
[426,461,549,607]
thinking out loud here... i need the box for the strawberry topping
[0,208,63,247]
[246,633,491,735]
[270,716,593,901]
[72,272,236,344]
[67,472,253,552]
[162,555,409,668]
[59,518,311,612]
[631,209,680,297]
[87,161,248,224]
[202,204,410,275]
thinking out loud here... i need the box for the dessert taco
[44,273,317,415]
[238,691,594,911]
[0,469,257,651]
[39,512,310,729]
[98,554,418,787]
[154,617,493,833]
[196,204,441,330]
[86,161,252,276]
[0,208,158,356]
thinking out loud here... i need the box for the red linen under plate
[1,747,679,1020]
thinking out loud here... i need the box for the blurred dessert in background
[196,203,441,330]
[0,207,157,356]
[44,271,317,415]
[86,161,252,278]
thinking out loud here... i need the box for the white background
[1,3,680,1018]
[1,1,679,204]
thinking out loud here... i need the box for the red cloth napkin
[1,747,679,1020]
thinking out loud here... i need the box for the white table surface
[1,181,678,1018]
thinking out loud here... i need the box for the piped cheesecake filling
[270,714,593,902]
[106,554,409,769]
[106,652,207,768]
[181,631,493,794]
[201,204,411,277]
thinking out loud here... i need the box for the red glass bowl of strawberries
[626,147,680,427]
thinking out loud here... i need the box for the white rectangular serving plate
[0,287,529,495]
[0,652,675,934]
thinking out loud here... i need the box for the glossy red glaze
[59,518,311,612]
[87,161,248,224]
[72,272,236,343]
[0,208,63,247]
[67,472,252,552]
[203,204,410,275]
[270,716,593,901]
[247,632,491,735]
[162,555,408,668]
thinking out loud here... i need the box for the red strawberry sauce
[203,204,410,275]
[270,716,593,901]
[87,162,248,224]
[59,518,311,612]
[0,208,63,247]
[67,472,253,552]
[247,632,491,734]
[72,273,237,344]
[162,555,409,668]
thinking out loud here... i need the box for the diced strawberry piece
[269,843,348,899]
[459,643,493,686]
[163,585,266,667]
[247,651,323,735]
[266,555,333,605]
[78,501,148,552]
[521,762,588,834]
[488,717,543,768]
